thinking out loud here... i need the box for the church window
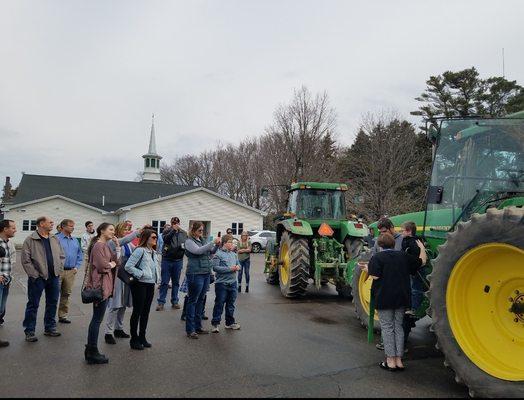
[152,220,167,235]
[22,220,37,231]
[146,159,150,168]
[231,222,244,235]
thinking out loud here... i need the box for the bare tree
[340,112,431,220]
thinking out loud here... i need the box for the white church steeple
[141,114,163,182]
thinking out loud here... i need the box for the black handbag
[81,260,104,304]
[117,252,144,285]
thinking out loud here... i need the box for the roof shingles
[12,174,196,212]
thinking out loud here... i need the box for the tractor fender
[340,220,368,239]
[277,219,313,240]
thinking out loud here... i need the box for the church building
[1,117,265,246]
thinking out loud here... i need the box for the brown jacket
[21,231,65,279]
[89,241,119,301]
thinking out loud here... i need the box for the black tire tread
[279,232,309,298]
[429,207,524,398]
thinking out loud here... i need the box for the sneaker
[25,332,38,342]
[59,317,71,324]
[156,304,164,311]
[225,323,241,330]
[105,334,116,345]
[0,339,9,347]
[376,342,384,350]
[405,309,416,316]
[172,303,181,309]
[187,332,198,339]
[44,330,61,337]
[202,315,209,321]
[196,329,210,335]
[211,325,219,333]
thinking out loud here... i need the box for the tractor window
[426,118,524,237]
[288,189,346,220]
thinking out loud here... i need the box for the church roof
[11,174,196,212]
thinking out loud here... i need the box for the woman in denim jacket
[124,229,159,350]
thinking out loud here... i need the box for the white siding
[123,190,263,236]
[4,198,115,246]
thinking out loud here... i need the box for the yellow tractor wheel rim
[358,270,379,321]
[447,243,524,381]
[280,241,290,286]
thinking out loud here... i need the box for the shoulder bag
[81,258,104,304]
[117,250,144,285]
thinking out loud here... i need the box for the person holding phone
[184,221,220,339]
[156,217,187,311]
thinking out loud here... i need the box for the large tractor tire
[265,244,279,285]
[429,207,524,398]
[352,261,380,331]
[278,231,309,298]
[335,238,364,299]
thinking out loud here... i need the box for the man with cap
[156,217,187,311]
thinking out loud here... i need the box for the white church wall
[4,197,115,246]
[124,190,263,236]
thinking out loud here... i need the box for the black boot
[114,329,130,339]
[84,345,109,364]
[245,286,249,293]
[130,337,144,350]
[139,335,152,348]
[104,334,116,345]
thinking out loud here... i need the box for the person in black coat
[360,232,427,371]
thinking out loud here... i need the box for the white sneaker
[225,323,241,330]
[211,325,219,333]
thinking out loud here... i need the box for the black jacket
[162,228,188,260]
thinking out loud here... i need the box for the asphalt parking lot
[0,253,468,398]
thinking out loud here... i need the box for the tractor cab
[425,114,524,247]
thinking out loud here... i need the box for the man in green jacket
[21,216,65,342]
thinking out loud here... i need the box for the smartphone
[217,231,221,237]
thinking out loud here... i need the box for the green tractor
[264,182,369,298]
[353,112,524,397]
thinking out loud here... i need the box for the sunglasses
[151,236,158,240]
[197,229,204,232]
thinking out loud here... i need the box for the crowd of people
[0,216,251,364]
[0,214,427,372]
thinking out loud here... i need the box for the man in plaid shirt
[0,219,17,348]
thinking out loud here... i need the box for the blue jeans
[238,259,250,286]
[23,276,60,334]
[0,284,9,319]
[87,299,107,347]
[411,267,428,310]
[212,282,237,326]
[185,273,210,334]
[157,258,183,305]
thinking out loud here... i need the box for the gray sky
[1,0,523,187]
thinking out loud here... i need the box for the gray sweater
[212,248,239,284]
